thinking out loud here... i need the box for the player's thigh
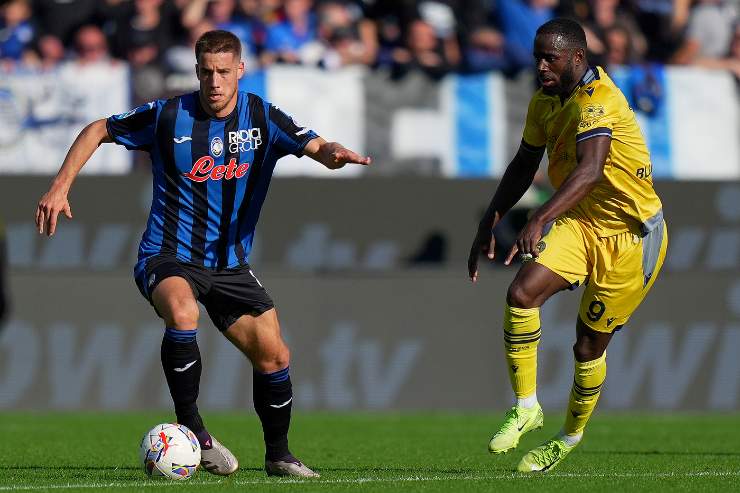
[222,309,289,372]
[508,216,591,307]
[134,255,201,328]
[579,222,668,333]
[151,277,200,328]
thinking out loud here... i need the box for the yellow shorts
[534,215,668,333]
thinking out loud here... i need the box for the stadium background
[0,0,739,416]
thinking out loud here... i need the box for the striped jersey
[107,91,318,269]
[522,66,663,237]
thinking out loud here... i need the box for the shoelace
[530,440,564,466]
[496,407,522,435]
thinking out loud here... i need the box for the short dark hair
[195,30,242,61]
[536,18,587,51]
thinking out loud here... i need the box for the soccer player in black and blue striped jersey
[36,29,371,478]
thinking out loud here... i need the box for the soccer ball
[139,423,201,480]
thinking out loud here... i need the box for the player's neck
[198,91,238,119]
[560,65,590,101]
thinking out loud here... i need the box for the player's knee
[166,299,199,329]
[572,340,603,362]
[507,282,539,308]
[255,344,290,373]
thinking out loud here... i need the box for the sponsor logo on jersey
[228,128,262,153]
[210,137,224,157]
[183,156,250,182]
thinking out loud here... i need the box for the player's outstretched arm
[503,135,610,265]
[468,143,543,282]
[303,137,372,170]
[36,118,112,236]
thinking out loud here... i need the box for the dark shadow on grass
[585,450,740,457]
[0,466,140,471]
[315,466,481,474]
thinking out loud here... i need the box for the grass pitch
[1,412,738,492]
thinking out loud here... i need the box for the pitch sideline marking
[1,471,740,490]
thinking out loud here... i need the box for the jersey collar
[578,66,600,87]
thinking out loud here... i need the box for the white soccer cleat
[200,436,239,476]
[265,457,320,478]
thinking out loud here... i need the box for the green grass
[1,412,739,492]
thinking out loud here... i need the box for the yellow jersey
[522,66,663,237]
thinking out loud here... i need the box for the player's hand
[328,145,372,168]
[468,225,496,283]
[36,188,73,236]
[504,216,545,265]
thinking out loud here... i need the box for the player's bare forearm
[468,143,543,281]
[479,143,543,229]
[51,119,112,193]
[304,137,372,170]
[36,118,111,236]
[503,136,609,264]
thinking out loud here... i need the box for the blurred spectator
[671,0,738,77]
[463,26,515,74]
[416,1,464,69]
[166,19,215,76]
[363,0,418,67]
[604,23,637,66]
[261,0,320,65]
[74,25,111,65]
[496,0,557,73]
[316,0,376,68]
[390,18,456,79]
[33,0,100,46]
[0,0,34,62]
[579,0,647,66]
[112,0,182,66]
[632,0,692,62]
[182,0,264,62]
[24,33,65,70]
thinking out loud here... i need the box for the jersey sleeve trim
[576,127,612,143]
[521,139,546,153]
[267,104,319,157]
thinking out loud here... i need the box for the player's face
[196,51,245,116]
[533,34,582,96]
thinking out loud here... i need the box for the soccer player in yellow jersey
[467,18,667,472]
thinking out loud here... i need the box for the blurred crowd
[1,0,739,94]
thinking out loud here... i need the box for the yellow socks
[564,351,607,435]
[503,304,541,400]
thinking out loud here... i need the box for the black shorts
[134,255,274,331]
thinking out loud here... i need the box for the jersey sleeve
[267,104,319,157]
[575,88,619,144]
[521,96,546,150]
[106,101,158,151]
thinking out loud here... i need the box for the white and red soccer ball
[139,423,201,480]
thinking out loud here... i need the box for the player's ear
[237,60,245,79]
[574,48,585,66]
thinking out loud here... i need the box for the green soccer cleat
[488,403,544,454]
[516,436,576,472]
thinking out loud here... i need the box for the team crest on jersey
[579,104,605,129]
[210,137,224,157]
